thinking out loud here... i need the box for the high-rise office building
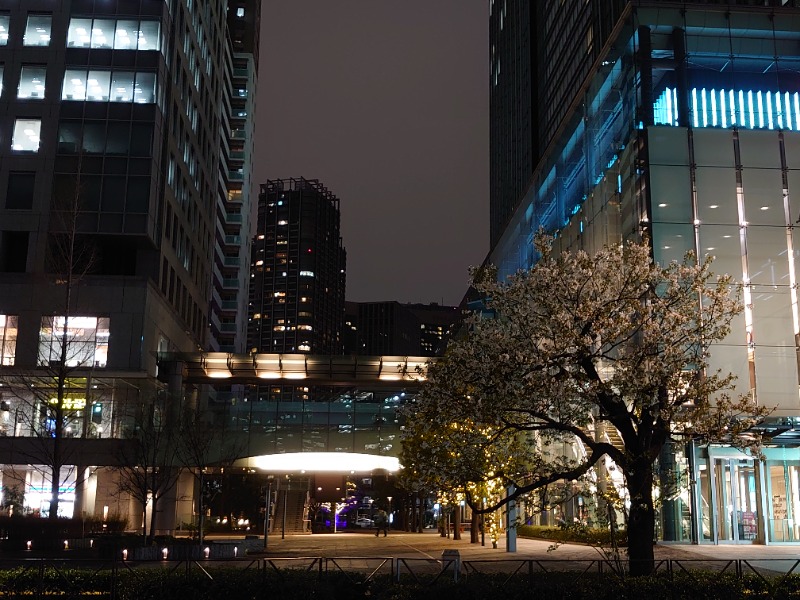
[344,301,459,357]
[248,178,346,356]
[490,1,800,545]
[0,0,259,521]
[211,0,260,353]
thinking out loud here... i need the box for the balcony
[224,256,240,267]
[226,213,243,223]
[222,278,239,288]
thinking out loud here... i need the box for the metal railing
[0,556,799,598]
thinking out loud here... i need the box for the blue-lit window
[654,86,800,132]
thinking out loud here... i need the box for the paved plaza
[252,529,800,564]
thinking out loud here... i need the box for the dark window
[1,231,29,272]
[105,122,129,154]
[57,122,81,154]
[82,122,105,154]
[6,173,35,209]
[101,176,125,212]
[125,177,149,213]
[129,123,152,156]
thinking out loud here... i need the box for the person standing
[374,509,388,537]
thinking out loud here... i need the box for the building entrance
[710,458,758,543]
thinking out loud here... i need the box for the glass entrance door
[713,458,757,542]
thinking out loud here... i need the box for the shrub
[516,524,628,547]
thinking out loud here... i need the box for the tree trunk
[453,504,462,540]
[148,497,158,545]
[626,461,656,576]
[470,509,479,543]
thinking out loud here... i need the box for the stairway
[271,489,308,534]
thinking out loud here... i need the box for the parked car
[355,517,374,528]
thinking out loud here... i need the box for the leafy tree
[401,236,769,575]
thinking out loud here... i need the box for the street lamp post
[263,476,273,550]
[386,496,393,530]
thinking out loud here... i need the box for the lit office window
[38,316,109,368]
[89,18,114,48]
[67,18,160,51]
[237,7,245,17]
[0,14,9,45]
[17,65,46,99]
[137,21,159,50]
[0,315,17,366]
[23,14,51,47]
[110,71,134,101]
[11,119,41,152]
[133,72,155,103]
[62,69,156,103]
[113,19,138,49]
[67,18,91,47]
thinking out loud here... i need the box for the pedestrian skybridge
[159,352,431,387]
[157,353,436,473]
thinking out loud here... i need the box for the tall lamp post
[263,476,273,550]
[386,496,393,530]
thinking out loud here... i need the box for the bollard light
[233,546,238,557]
[63,540,69,550]
[122,549,128,560]
[162,547,168,560]
[26,541,31,551]
[204,547,210,559]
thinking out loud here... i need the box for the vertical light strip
[692,88,699,128]
[666,87,673,126]
[737,179,755,401]
[711,89,717,127]
[721,90,728,129]
[786,92,793,131]
[757,91,764,129]
[738,91,746,129]
[673,88,679,125]
[767,91,774,129]
[729,90,736,125]
[795,93,800,131]
[785,194,799,339]
[701,88,708,127]
[777,91,784,129]
[748,91,755,129]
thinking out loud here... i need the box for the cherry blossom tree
[402,236,769,576]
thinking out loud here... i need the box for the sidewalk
[250,528,800,562]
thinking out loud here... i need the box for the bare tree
[114,389,182,543]
[176,406,247,547]
[1,163,99,520]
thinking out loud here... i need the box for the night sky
[255,1,489,307]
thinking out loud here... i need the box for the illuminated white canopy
[239,452,401,473]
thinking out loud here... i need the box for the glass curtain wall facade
[0,0,260,529]
[490,3,800,543]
